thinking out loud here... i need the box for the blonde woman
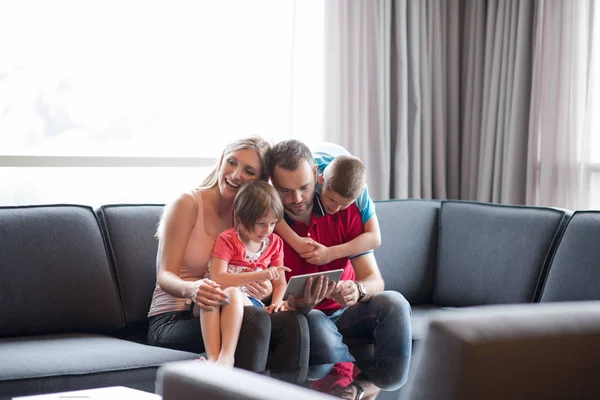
[147,136,307,379]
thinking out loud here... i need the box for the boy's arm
[301,214,382,265]
[275,219,316,254]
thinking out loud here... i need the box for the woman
[147,136,308,380]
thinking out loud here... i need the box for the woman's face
[218,149,262,199]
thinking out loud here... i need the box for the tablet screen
[283,269,344,299]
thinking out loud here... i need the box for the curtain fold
[323,0,595,208]
[526,0,594,209]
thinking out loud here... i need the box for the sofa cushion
[434,201,568,307]
[374,200,440,304]
[406,302,600,400]
[0,205,124,337]
[540,211,600,302]
[96,205,164,331]
[0,333,198,398]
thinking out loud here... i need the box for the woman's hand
[244,280,273,301]
[192,278,230,311]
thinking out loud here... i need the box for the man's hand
[329,280,360,307]
[244,280,273,301]
[300,241,334,265]
[287,275,336,314]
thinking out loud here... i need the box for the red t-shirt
[212,228,284,273]
[283,195,364,314]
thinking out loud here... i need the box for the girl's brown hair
[234,181,284,230]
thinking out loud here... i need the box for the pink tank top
[147,190,221,317]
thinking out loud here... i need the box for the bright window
[0,0,324,206]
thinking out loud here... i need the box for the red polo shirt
[283,194,364,314]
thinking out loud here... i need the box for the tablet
[283,269,344,299]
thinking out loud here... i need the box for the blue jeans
[306,291,412,391]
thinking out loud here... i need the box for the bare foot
[215,354,235,367]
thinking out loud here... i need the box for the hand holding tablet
[283,269,344,299]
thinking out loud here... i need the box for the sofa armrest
[157,361,335,400]
[408,301,600,400]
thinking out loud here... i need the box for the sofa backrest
[0,205,124,337]
[540,211,600,302]
[407,301,600,400]
[97,204,163,334]
[434,201,569,307]
[374,199,440,305]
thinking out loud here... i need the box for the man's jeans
[306,291,412,391]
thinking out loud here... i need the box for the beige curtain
[324,0,597,209]
[325,0,534,202]
[526,0,595,209]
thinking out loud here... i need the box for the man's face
[272,160,317,220]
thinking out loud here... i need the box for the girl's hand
[263,266,291,281]
[192,278,229,311]
[266,301,286,314]
[244,279,273,301]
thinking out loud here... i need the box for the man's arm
[329,252,384,307]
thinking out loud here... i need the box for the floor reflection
[307,362,404,399]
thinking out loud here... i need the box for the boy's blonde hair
[234,181,284,231]
[322,155,366,200]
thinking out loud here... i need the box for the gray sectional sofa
[1,200,599,399]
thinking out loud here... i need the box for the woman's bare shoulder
[164,190,200,222]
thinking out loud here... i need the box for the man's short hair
[234,181,284,230]
[323,155,366,200]
[268,139,314,176]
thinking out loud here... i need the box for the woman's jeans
[306,291,412,391]
[148,306,309,384]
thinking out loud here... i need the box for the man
[268,139,412,391]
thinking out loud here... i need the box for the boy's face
[318,175,355,215]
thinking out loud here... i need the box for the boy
[275,142,381,265]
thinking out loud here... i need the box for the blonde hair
[198,136,272,190]
[234,181,284,231]
[156,136,272,239]
[323,155,366,200]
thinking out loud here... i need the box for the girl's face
[218,149,262,199]
[238,209,278,244]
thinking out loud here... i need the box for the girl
[199,180,290,366]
